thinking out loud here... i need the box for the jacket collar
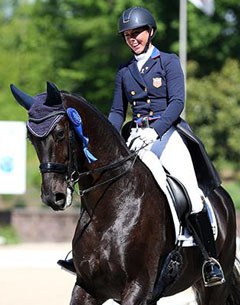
[151,47,160,59]
[141,47,160,73]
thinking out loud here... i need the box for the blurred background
[0,1,239,304]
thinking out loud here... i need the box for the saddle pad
[138,149,218,247]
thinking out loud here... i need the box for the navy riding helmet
[118,7,157,35]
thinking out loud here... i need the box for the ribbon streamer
[67,108,97,163]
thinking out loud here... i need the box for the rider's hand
[139,128,158,144]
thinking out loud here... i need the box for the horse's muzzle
[41,188,73,211]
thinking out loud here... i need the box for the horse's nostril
[55,192,66,204]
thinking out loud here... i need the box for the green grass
[222,180,240,210]
[0,225,20,244]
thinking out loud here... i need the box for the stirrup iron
[202,257,225,287]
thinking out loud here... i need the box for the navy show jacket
[108,47,185,138]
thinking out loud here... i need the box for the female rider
[58,6,224,288]
[108,6,224,287]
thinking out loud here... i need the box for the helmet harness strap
[143,27,153,54]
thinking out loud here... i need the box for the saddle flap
[166,174,192,223]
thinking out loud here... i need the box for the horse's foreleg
[121,280,150,305]
[193,280,229,305]
[70,284,105,305]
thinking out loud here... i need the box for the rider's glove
[139,128,158,144]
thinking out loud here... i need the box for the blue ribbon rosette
[67,108,97,163]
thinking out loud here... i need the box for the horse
[11,81,240,305]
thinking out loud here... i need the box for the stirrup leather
[202,257,225,287]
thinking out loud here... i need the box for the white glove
[139,128,158,144]
[127,136,143,151]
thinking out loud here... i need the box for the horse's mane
[63,91,129,149]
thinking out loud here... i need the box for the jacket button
[133,101,136,106]
[147,99,151,104]
[144,88,147,92]
[137,113,141,118]
[149,111,154,116]
[131,91,136,95]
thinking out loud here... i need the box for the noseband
[39,162,67,174]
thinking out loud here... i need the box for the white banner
[0,121,26,194]
[188,0,215,16]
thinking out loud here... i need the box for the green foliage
[187,0,240,74]
[187,58,240,167]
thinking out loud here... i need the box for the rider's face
[123,27,152,54]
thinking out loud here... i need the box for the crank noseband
[39,162,67,174]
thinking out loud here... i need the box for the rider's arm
[151,54,185,138]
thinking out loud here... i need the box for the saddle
[166,173,192,224]
[122,118,221,197]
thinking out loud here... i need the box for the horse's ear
[10,84,35,110]
[45,81,62,106]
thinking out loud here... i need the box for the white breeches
[127,126,204,213]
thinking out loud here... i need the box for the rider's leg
[188,206,225,287]
[151,127,225,287]
[151,127,203,213]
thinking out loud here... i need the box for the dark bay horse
[11,82,240,305]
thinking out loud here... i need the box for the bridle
[29,111,138,196]
[39,125,81,192]
[28,110,80,192]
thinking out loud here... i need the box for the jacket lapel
[141,47,161,75]
[128,48,161,85]
[128,59,147,88]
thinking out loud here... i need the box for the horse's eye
[56,130,65,141]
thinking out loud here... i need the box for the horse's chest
[78,252,102,275]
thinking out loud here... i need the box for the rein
[77,151,138,197]
[36,112,139,195]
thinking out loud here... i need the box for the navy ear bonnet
[27,93,65,137]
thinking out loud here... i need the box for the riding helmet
[118,7,157,34]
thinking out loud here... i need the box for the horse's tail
[226,257,240,305]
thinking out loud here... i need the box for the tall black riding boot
[188,206,225,287]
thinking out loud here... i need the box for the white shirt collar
[134,45,154,71]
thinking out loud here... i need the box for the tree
[187,0,240,75]
[187,59,240,166]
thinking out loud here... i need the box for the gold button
[131,91,136,95]
[137,113,141,118]
[149,111,154,116]
[133,101,136,106]
[147,99,151,104]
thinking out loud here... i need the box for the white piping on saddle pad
[138,149,218,247]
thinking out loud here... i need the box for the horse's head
[11,82,129,211]
[10,82,90,211]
